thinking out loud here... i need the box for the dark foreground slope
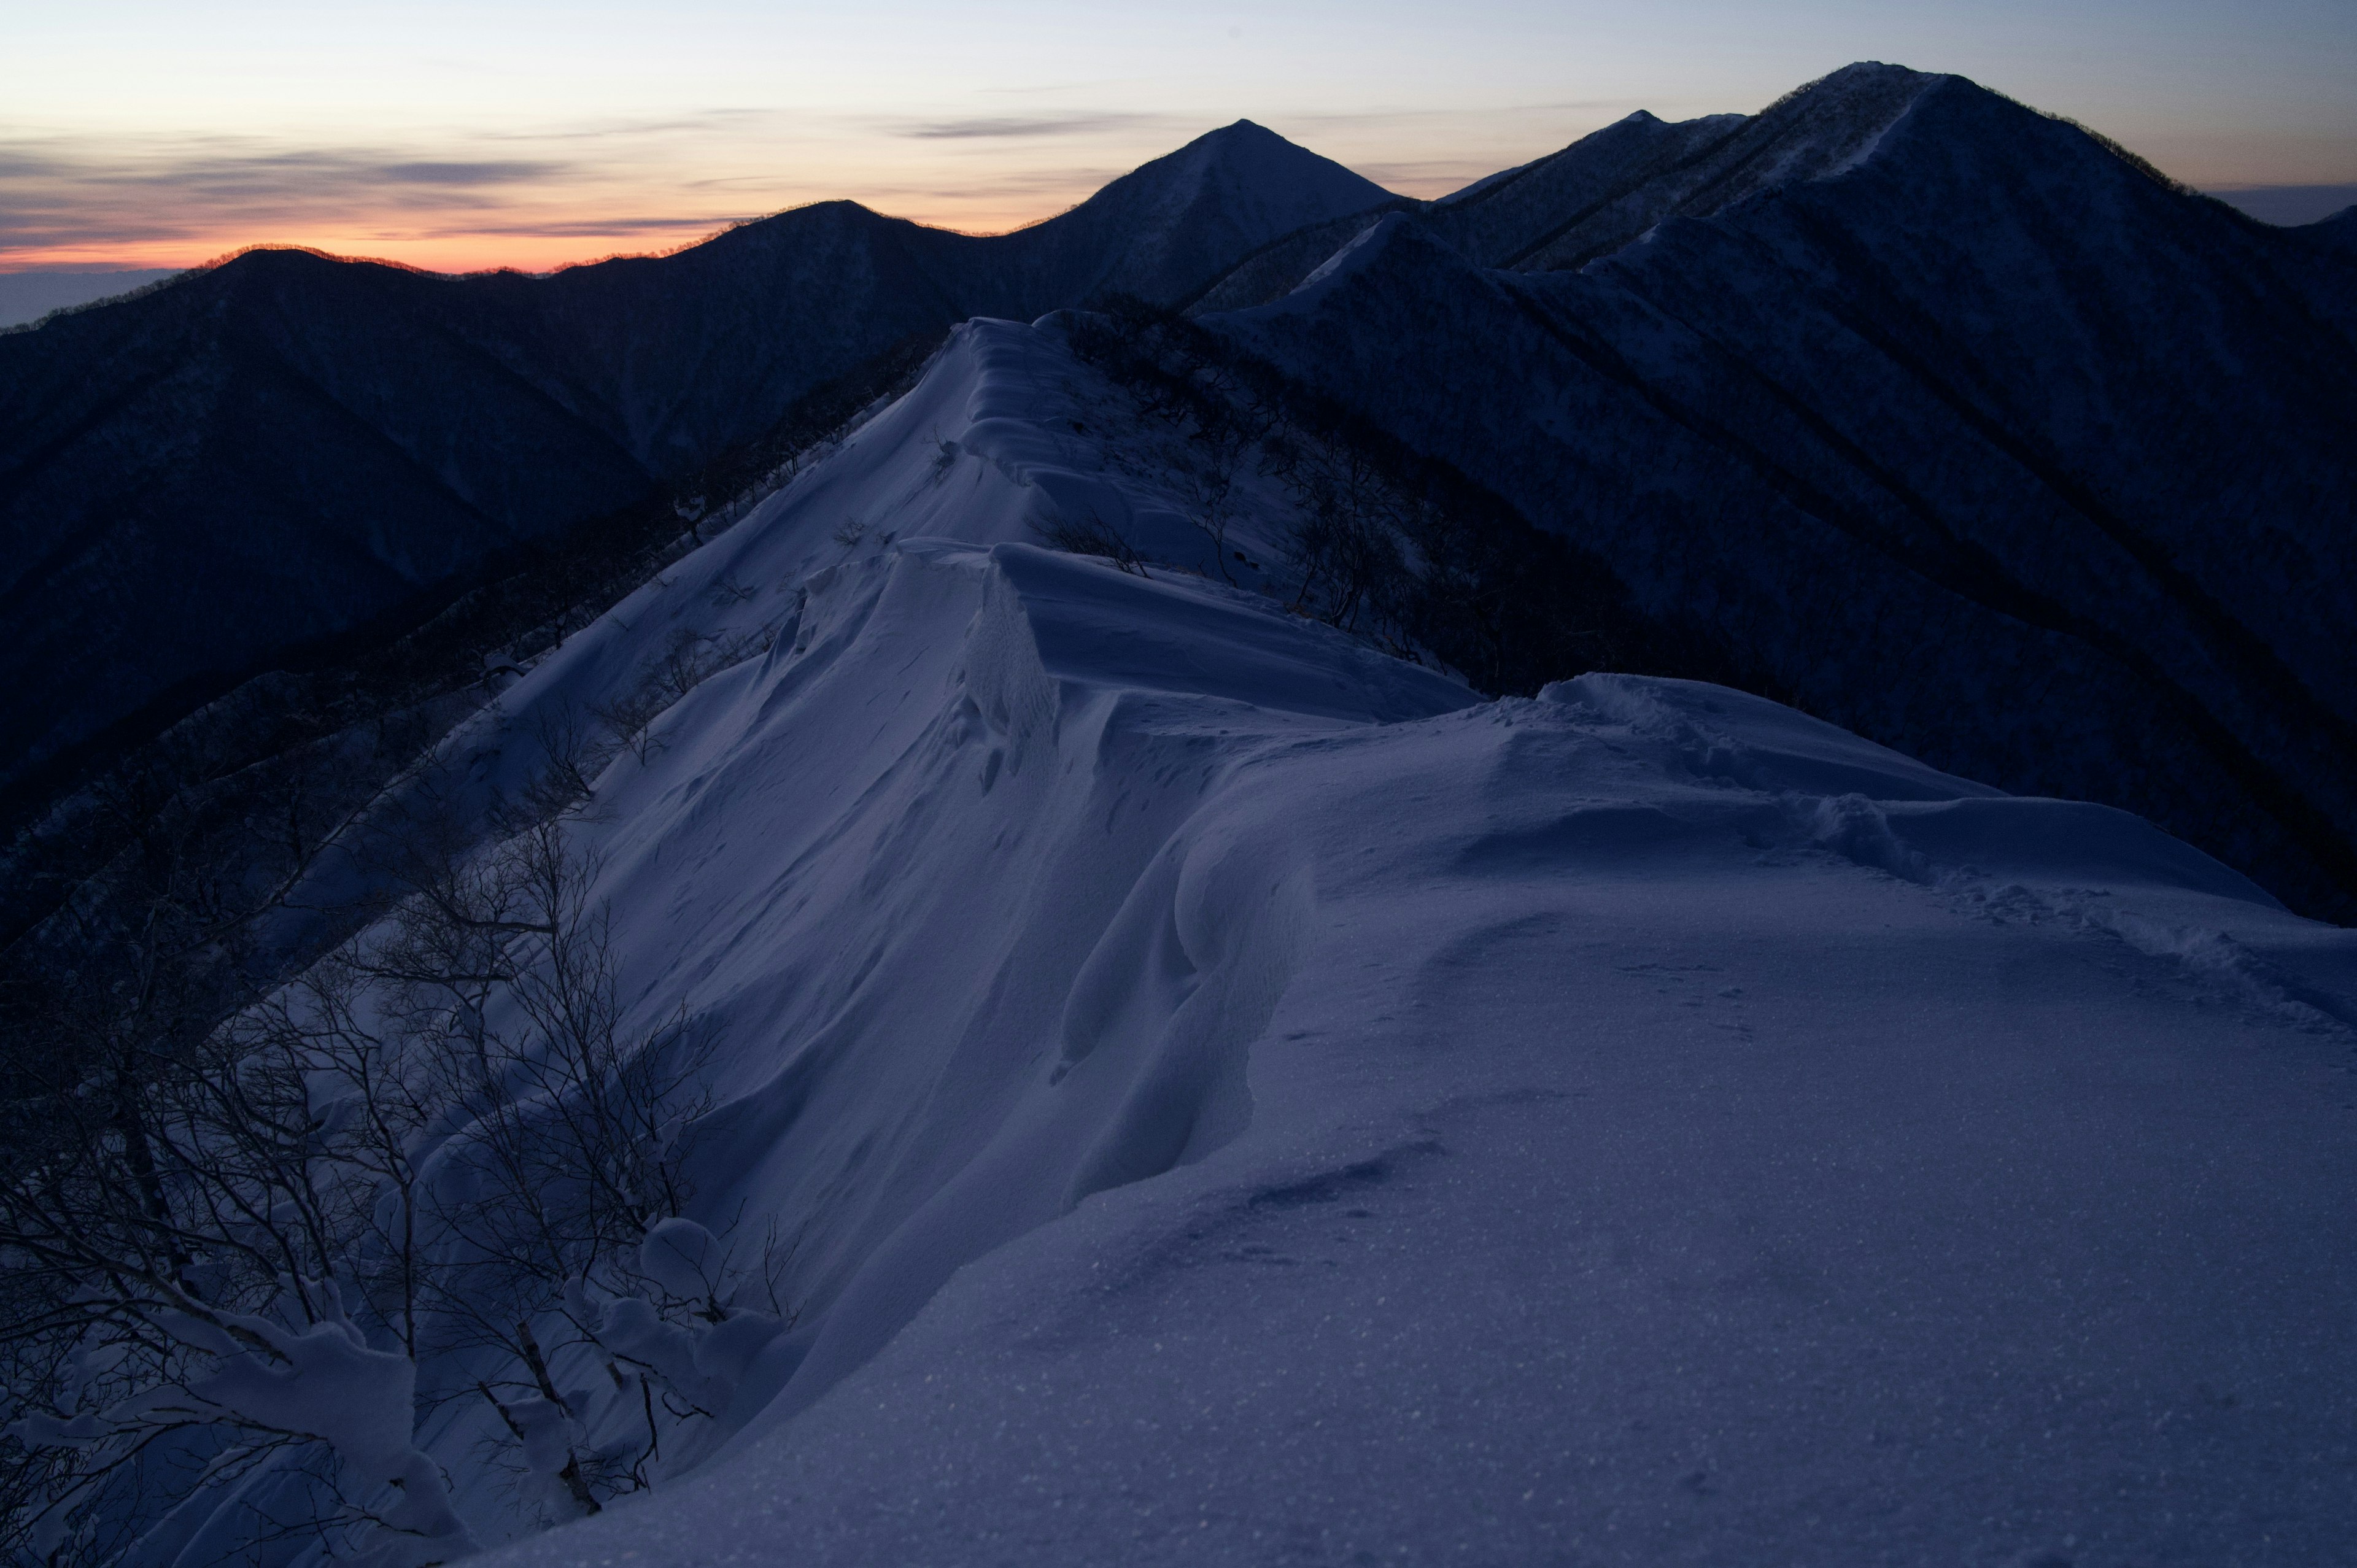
[0,123,1390,800]
[1205,64,2357,919]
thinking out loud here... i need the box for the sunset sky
[5,0,2352,276]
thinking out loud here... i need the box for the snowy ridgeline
[23,320,2357,1565]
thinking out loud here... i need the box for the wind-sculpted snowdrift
[322,319,2357,1565]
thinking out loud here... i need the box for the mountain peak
[1030,116,1396,304]
[1138,117,1389,200]
[1811,58,1939,88]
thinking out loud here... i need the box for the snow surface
[394,319,2357,1563]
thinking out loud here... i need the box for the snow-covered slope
[1494,60,1939,270]
[387,319,2357,1564]
[1204,64,2357,921]
[1418,106,1742,269]
[1195,63,1936,306]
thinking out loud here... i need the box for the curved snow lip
[1553,671,2276,905]
[989,540,1473,724]
[1548,672,1995,803]
[662,536,1460,1456]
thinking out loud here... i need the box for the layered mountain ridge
[1199,63,2357,919]
[0,122,1390,800]
[4,60,2354,924]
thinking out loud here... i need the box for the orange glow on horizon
[0,188,1136,278]
[7,1,2350,279]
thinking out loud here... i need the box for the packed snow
[84,317,2357,1563]
[357,317,2354,1564]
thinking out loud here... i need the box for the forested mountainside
[0,122,1390,803]
[1196,63,2357,920]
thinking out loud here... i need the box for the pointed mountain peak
[1069,118,1394,236]
[1638,59,1948,214]
[1028,118,1395,306]
[1757,61,2216,214]
[1135,117,1389,199]
[1410,61,1952,274]
[1811,59,1940,88]
[1754,60,1946,135]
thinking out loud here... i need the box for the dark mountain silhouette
[1198,63,2357,917]
[7,69,2353,922]
[2305,204,2357,257]
[0,122,1391,801]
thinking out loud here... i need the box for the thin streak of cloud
[897,113,1160,141]
[0,137,567,193]
[0,106,1329,268]
[407,215,741,239]
[477,109,782,144]
[370,161,562,187]
[851,167,1129,203]
[975,80,1145,96]
[0,132,593,254]
[1274,98,1652,131]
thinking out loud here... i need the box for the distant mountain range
[2207,183,2357,226]
[0,123,1389,805]
[1198,63,2357,918]
[3,63,2353,917]
[0,271,179,331]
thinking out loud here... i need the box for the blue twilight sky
[1,0,2350,272]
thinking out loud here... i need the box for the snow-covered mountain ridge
[343,319,2357,1564]
[9,66,2357,1565]
[0,122,1391,809]
[1201,62,2357,921]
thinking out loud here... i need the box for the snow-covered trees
[0,823,788,1564]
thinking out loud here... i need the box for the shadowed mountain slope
[1203,63,2357,917]
[0,123,1391,800]
[2305,204,2357,257]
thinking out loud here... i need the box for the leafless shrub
[1276,440,1408,635]
[927,438,960,485]
[590,681,670,766]
[1174,416,1252,585]
[594,624,781,771]
[0,819,776,1560]
[508,705,608,829]
[1033,512,1150,577]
